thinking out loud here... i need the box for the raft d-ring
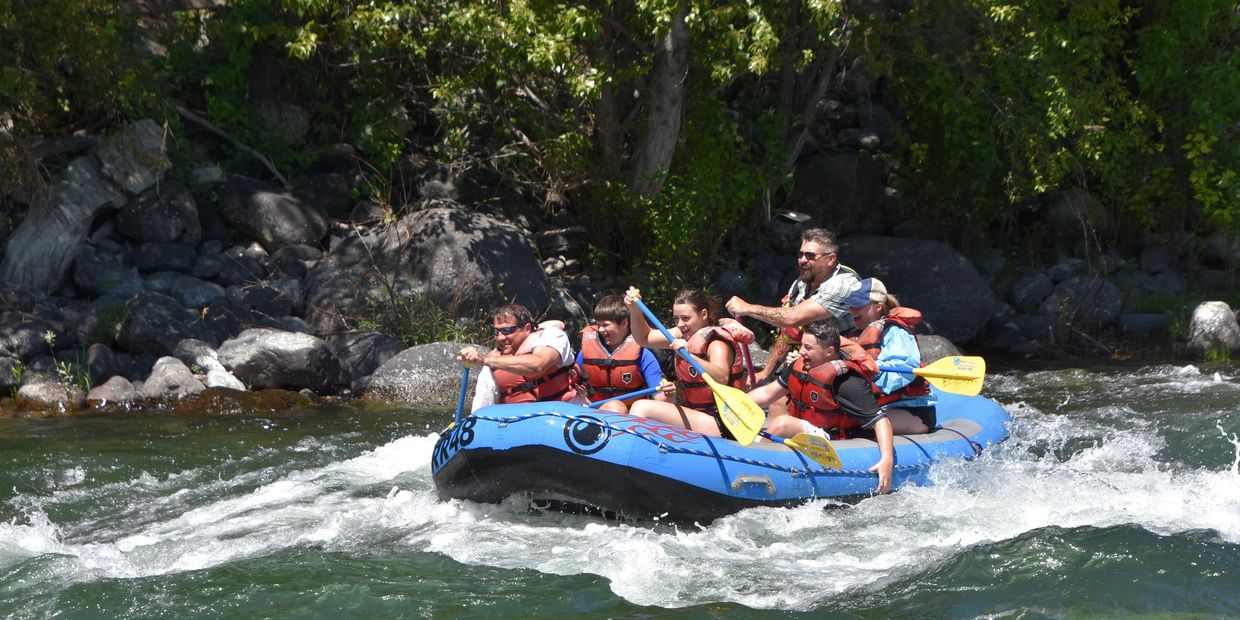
[731,474,776,495]
[658,443,669,453]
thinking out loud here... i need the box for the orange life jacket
[786,355,878,439]
[578,325,645,401]
[856,307,932,406]
[674,325,747,410]
[491,328,577,404]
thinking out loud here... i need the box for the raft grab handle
[731,475,776,495]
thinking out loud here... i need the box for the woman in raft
[622,286,754,439]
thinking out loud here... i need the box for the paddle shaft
[453,363,471,423]
[587,386,660,408]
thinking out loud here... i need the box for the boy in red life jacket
[747,320,897,494]
[456,303,582,413]
[576,294,666,413]
[843,277,937,434]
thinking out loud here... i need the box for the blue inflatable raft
[431,390,1011,522]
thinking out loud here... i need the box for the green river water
[1,363,1239,618]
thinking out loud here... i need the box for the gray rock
[130,242,197,273]
[17,380,86,413]
[173,338,225,373]
[840,235,995,343]
[305,206,553,334]
[915,334,962,362]
[973,248,1005,276]
[86,343,121,386]
[0,319,55,359]
[217,175,329,252]
[1203,230,1240,268]
[1046,259,1085,284]
[218,328,344,391]
[95,118,171,195]
[1038,275,1123,327]
[364,341,481,407]
[86,375,141,408]
[267,244,321,280]
[979,321,1024,354]
[217,253,268,286]
[1186,301,1240,359]
[205,367,246,391]
[119,291,208,355]
[327,331,405,392]
[192,254,225,280]
[1010,273,1053,313]
[73,252,142,299]
[115,182,201,246]
[0,354,20,389]
[141,356,205,399]
[143,272,224,308]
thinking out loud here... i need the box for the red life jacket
[856,306,932,406]
[578,325,645,401]
[674,325,747,410]
[786,355,877,439]
[491,328,577,404]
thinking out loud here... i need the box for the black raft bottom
[433,445,856,524]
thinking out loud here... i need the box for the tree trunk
[628,0,690,198]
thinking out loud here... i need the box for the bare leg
[884,408,930,434]
[765,414,806,438]
[599,400,629,413]
[629,400,723,437]
[765,395,790,419]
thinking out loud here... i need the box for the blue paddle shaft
[634,298,709,378]
[453,364,471,423]
[878,365,912,374]
[587,385,661,408]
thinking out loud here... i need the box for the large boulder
[328,331,405,392]
[840,235,995,343]
[115,182,201,246]
[118,291,211,355]
[364,341,482,408]
[305,206,554,334]
[217,175,329,252]
[1186,301,1240,360]
[1,119,167,294]
[218,328,344,391]
[1038,275,1123,328]
[141,356,206,400]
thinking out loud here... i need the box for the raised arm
[624,287,675,348]
[726,296,829,329]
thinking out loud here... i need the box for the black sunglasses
[796,251,832,260]
[493,325,523,336]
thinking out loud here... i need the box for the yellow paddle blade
[783,433,842,469]
[700,373,764,445]
[911,355,986,396]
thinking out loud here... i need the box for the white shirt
[471,327,577,412]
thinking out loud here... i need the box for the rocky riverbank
[2,118,1239,417]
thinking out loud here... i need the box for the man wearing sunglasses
[725,228,862,385]
[457,303,581,412]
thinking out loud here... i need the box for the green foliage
[1204,342,1232,364]
[636,99,768,289]
[358,292,490,347]
[40,331,91,393]
[87,302,129,346]
[8,359,23,400]
[865,0,1240,252]
[0,0,155,132]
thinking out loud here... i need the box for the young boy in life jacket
[746,320,897,493]
[456,303,583,413]
[576,294,666,413]
[843,277,936,434]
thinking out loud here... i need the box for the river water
[1,363,1238,618]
